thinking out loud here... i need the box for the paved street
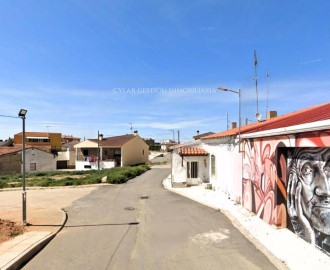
[23,168,277,270]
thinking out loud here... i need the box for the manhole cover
[124,207,135,211]
[140,196,149,200]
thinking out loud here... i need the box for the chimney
[267,111,277,119]
[133,130,138,136]
[98,134,104,141]
[196,130,200,135]
[231,122,237,129]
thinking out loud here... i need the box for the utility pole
[97,130,100,170]
[177,130,180,144]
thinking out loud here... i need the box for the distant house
[74,134,149,170]
[14,132,62,152]
[144,138,161,151]
[193,131,214,140]
[0,146,57,174]
[61,135,81,145]
[57,141,79,169]
[161,140,177,152]
[57,135,81,169]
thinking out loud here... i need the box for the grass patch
[0,164,150,189]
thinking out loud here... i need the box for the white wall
[57,149,70,161]
[75,160,115,171]
[203,142,242,202]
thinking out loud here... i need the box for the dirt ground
[0,219,25,244]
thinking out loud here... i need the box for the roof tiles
[179,147,208,156]
[202,102,330,139]
[90,134,136,147]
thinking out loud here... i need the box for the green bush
[0,164,150,188]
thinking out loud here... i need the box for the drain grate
[140,196,149,200]
[124,207,135,211]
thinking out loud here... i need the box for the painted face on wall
[287,148,330,252]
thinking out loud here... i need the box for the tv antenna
[44,125,53,133]
[266,70,270,117]
[129,123,133,134]
[253,50,259,117]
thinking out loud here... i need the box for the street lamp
[18,109,28,225]
[218,86,242,152]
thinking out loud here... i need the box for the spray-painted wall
[242,136,293,227]
[242,130,330,255]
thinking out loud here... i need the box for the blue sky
[0,0,329,142]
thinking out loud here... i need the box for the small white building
[171,141,209,186]
[0,146,57,174]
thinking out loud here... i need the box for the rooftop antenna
[266,70,270,117]
[44,125,52,135]
[253,50,261,121]
[226,112,229,130]
[129,123,133,134]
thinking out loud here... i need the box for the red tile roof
[15,132,61,137]
[90,134,136,147]
[202,102,330,139]
[0,146,23,155]
[0,146,51,156]
[179,147,208,156]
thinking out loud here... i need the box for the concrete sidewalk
[162,175,330,270]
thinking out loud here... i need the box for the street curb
[162,176,288,270]
[0,183,110,193]
[3,209,68,270]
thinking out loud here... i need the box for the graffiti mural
[241,130,330,254]
[287,148,330,254]
[242,138,288,228]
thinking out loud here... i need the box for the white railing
[75,160,116,170]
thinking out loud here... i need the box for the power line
[0,114,19,119]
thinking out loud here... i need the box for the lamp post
[218,87,242,152]
[18,109,28,225]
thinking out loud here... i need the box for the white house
[74,134,149,170]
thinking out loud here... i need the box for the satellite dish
[255,112,262,121]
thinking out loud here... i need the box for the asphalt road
[23,167,278,270]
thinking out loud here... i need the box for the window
[211,155,216,175]
[187,161,198,178]
[143,149,145,155]
[30,163,36,171]
[26,137,50,143]
[83,149,88,156]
